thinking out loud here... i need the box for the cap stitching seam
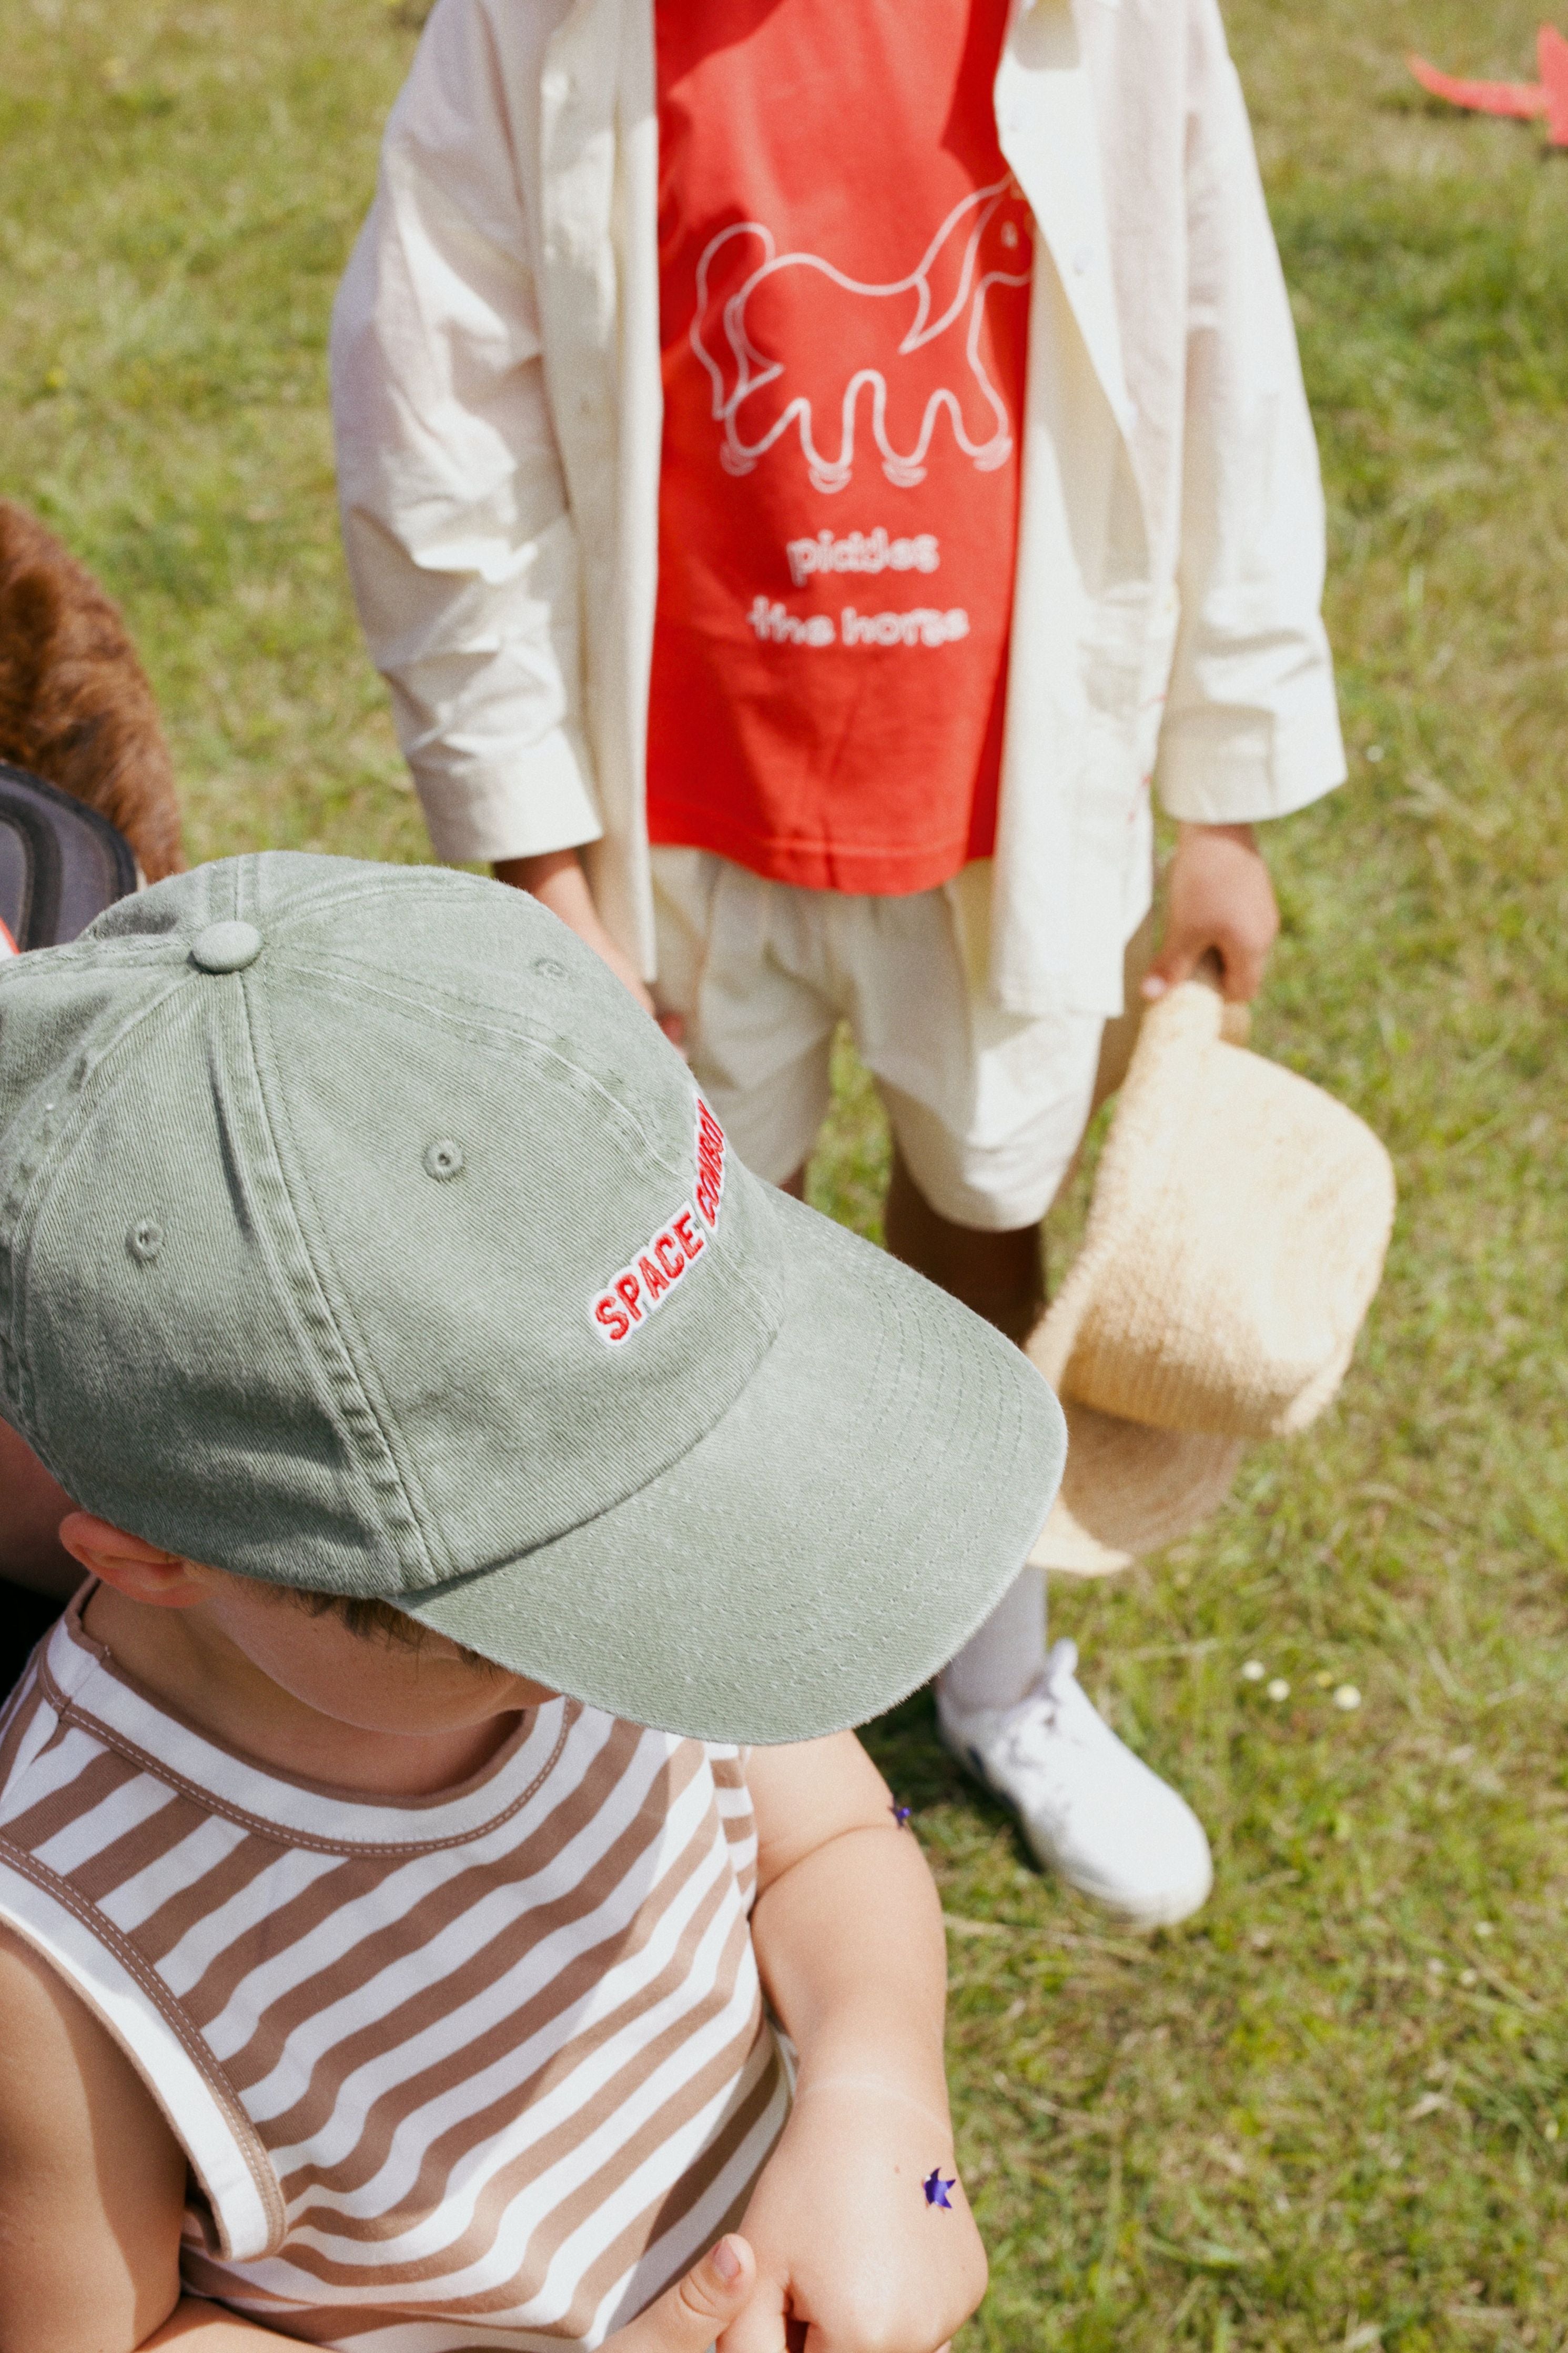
[279,960,686,1181]
[229,862,496,940]
[245,972,456,1577]
[229,975,440,1583]
[0,972,199,1441]
[234,956,786,1338]
[251,963,787,1441]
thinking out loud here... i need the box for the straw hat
[1027,975,1395,1576]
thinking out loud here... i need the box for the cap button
[190,920,262,974]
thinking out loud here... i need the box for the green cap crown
[0,854,1066,1742]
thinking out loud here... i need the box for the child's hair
[272,1584,500,1669]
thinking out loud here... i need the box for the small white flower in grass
[1546,2120,1561,2143]
[1267,1677,1290,1702]
[1333,1684,1362,1712]
[1474,1920,1494,1938]
[1458,1968,1479,1988]
[1241,1660,1266,1683]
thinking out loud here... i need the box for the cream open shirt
[330,0,1345,1019]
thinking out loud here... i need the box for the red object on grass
[1408,25,1568,145]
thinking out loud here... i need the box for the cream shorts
[650,849,1105,1233]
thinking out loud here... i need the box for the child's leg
[882,1143,1042,1343]
[885,1149,1049,1711]
[832,901,1090,1708]
[939,1556,1046,1713]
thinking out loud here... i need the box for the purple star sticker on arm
[923,2168,956,2209]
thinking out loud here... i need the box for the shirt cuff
[1155,705,1347,827]
[408,727,604,867]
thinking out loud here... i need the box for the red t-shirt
[646,0,1031,896]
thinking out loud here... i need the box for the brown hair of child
[0,499,185,881]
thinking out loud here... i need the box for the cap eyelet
[423,1139,464,1182]
[128,1218,164,1264]
[190,920,262,975]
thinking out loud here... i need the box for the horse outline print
[689,176,1033,495]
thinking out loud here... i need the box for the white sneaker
[936,1639,1213,1928]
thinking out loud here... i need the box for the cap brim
[1028,1402,1243,1576]
[401,1188,1066,1744]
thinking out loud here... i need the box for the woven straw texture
[1028,977,1395,1575]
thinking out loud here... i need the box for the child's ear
[57,1514,210,1607]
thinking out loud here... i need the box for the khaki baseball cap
[0,854,1065,1743]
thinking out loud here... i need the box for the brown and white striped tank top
[0,1598,788,2349]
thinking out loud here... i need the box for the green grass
[3,1,1567,2343]
[0,0,427,866]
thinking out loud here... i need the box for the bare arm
[747,1733,950,2107]
[721,1735,985,2353]
[0,1925,324,2350]
[0,1922,762,2353]
[0,1923,210,2353]
[138,2307,331,2349]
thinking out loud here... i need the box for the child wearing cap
[331,0,1345,1926]
[0,854,1060,2353]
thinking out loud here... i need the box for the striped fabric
[0,1598,788,2349]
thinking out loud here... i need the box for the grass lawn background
[4,1,1566,2343]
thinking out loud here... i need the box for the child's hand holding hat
[1141,821,1280,1005]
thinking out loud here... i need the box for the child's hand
[1142,820,1279,1004]
[608,2235,757,2353]
[135,2251,757,2353]
[719,2080,987,2353]
[494,848,684,1041]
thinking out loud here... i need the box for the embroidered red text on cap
[589,1098,729,1346]
[694,1096,726,1230]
